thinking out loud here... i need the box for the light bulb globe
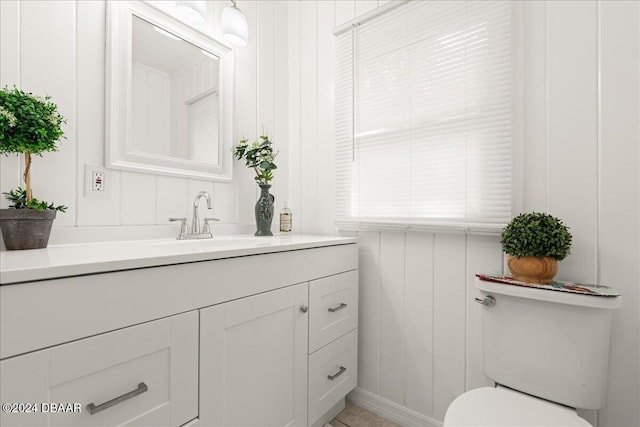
[221,5,248,47]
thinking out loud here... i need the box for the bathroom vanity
[0,235,358,427]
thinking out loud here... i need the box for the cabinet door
[200,283,308,427]
[0,312,198,427]
[0,350,49,427]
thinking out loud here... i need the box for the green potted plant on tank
[0,87,67,250]
[233,135,277,236]
[501,212,572,284]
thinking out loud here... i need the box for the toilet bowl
[443,386,592,427]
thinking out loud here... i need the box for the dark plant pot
[0,209,56,250]
[255,184,275,236]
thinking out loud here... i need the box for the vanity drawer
[308,329,358,426]
[0,312,198,427]
[309,270,358,353]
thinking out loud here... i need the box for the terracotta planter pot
[0,209,56,250]
[507,255,558,284]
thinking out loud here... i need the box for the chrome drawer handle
[327,366,347,381]
[328,302,347,313]
[87,382,148,415]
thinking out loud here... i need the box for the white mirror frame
[105,1,234,181]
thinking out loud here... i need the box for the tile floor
[330,402,401,427]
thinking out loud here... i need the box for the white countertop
[0,234,357,285]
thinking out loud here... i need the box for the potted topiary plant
[500,212,572,284]
[0,87,67,250]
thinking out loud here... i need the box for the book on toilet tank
[476,273,621,297]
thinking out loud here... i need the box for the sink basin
[150,235,273,249]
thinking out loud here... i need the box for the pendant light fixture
[175,1,207,24]
[221,0,248,47]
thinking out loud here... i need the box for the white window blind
[335,1,512,228]
[187,90,219,165]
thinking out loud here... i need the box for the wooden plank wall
[0,1,637,426]
[0,0,287,230]
[341,230,502,424]
[288,1,639,426]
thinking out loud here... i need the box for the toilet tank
[476,277,621,410]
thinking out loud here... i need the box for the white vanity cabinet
[200,283,309,426]
[199,270,359,427]
[0,236,358,427]
[0,311,199,427]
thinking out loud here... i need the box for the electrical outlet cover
[85,164,111,199]
[92,171,105,191]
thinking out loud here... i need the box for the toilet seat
[443,386,592,427]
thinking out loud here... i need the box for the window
[335,1,512,229]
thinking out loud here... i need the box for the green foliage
[233,135,278,185]
[0,87,67,211]
[0,86,66,156]
[3,187,67,212]
[501,212,572,260]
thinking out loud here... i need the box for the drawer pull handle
[328,366,347,381]
[87,382,148,415]
[328,302,347,313]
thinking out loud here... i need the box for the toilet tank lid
[444,387,593,427]
[476,276,622,309]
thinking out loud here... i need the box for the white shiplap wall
[1,1,638,426]
[0,0,287,237]
[288,1,639,427]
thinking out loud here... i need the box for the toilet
[444,276,622,426]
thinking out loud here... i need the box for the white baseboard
[346,387,443,427]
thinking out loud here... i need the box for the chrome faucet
[169,191,219,239]
[192,191,212,234]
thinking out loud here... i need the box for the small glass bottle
[279,201,292,233]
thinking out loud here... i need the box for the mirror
[106,1,233,181]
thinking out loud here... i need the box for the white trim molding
[335,220,505,236]
[347,387,443,427]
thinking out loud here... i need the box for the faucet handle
[169,217,188,236]
[202,217,220,234]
